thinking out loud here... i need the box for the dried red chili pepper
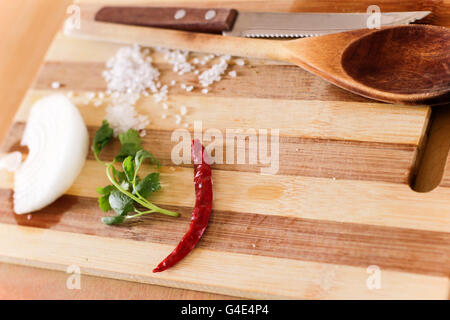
[153,139,213,272]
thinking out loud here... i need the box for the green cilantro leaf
[115,129,144,161]
[108,189,134,216]
[95,120,179,225]
[111,167,127,184]
[135,149,160,171]
[119,129,141,145]
[115,143,142,162]
[101,215,126,225]
[97,185,115,212]
[98,195,112,212]
[97,185,115,196]
[93,120,114,160]
[122,156,135,183]
[135,173,161,198]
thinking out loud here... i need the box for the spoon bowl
[341,25,450,99]
[283,24,450,104]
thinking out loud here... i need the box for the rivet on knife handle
[95,6,238,34]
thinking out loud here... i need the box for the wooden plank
[0,189,448,277]
[0,262,235,299]
[13,90,430,145]
[0,224,447,299]
[4,122,419,184]
[2,160,450,233]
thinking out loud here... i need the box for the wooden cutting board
[0,0,449,299]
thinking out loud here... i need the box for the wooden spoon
[66,21,450,105]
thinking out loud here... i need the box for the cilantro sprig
[93,120,179,225]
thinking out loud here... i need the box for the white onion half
[14,94,89,214]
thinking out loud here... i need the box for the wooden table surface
[0,0,449,300]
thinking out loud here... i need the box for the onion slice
[14,94,89,214]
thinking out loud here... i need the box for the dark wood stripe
[3,122,417,184]
[34,61,372,102]
[0,189,448,276]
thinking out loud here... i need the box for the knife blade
[94,7,430,38]
[225,11,431,38]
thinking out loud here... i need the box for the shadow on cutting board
[411,105,450,192]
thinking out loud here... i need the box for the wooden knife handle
[95,7,238,34]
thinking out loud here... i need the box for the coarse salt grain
[175,114,182,125]
[185,85,194,92]
[235,58,245,66]
[85,92,96,100]
[180,106,187,115]
[156,47,193,75]
[161,114,167,119]
[228,70,237,78]
[198,56,229,87]
[51,81,60,89]
[162,103,169,110]
[201,88,208,94]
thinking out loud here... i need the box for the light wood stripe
[36,61,372,102]
[0,189,448,277]
[0,223,447,299]
[4,122,417,184]
[14,89,429,145]
[1,160,450,233]
[46,32,293,65]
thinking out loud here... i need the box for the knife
[94,7,431,38]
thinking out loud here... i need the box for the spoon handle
[65,19,289,61]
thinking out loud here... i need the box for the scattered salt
[51,81,60,89]
[198,56,229,87]
[101,44,249,134]
[235,58,245,66]
[85,92,96,100]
